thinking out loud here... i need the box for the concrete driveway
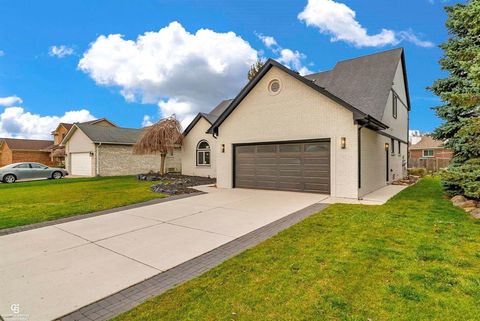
[0,186,328,321]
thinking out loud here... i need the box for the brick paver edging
[0,192,204,236]
[56,202,329,321]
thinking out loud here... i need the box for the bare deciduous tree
[247,59,266,81]
[133,116,183,174]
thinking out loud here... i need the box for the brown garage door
[234,140,330,194]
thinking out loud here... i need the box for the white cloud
[398,30,434,48]
[256,33,278,49]
[49,45,74,58]
[141,115,154,127]
[0,95,23,107]
[277,49,312,75]
[298,0,433,48]
[256,34,312,75]
[0,107,95,139]
[79,21,258,126]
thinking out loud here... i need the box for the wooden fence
[409,158,451,172]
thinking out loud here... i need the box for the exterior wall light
[222,144,225,153]
[341,137,346,149]
[385,143,389,151]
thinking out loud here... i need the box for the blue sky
[0,0,453,139]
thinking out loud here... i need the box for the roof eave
[182,113,211,137]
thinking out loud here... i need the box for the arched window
[196,140,211,166]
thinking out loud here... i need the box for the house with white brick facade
[181,48,410,199]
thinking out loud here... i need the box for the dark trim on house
[358,127,362,189]
[378,130,408,145]
[400,50,412,110]
[207,59,388,135]
[386,149,390,182]
[182,113,215,137]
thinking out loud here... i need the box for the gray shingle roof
[305,48,405,120]
[76,123,144,145]
[183,99,233,136]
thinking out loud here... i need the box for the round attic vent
[268,79,281,94]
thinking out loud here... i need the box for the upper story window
[423,149,434,157]
[392,91,398,119]
[196,140,211,166]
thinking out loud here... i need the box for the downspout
[96,142,102,176]
[357,120,369,198]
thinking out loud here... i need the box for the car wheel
[52,171,63,179]
[3,174,16,183]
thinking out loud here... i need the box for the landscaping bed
[137,172,216,195]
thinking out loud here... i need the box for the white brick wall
[215,66,359,198]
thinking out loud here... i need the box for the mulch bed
[137,172,216,195]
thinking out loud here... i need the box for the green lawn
[0,176,165,230]
[113,177,480,321]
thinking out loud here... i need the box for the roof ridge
[333,47,404,66]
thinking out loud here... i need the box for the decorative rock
[459,200,477,208]
[470,208,480,219]
[464,207,477,213]
[451,195,466,205]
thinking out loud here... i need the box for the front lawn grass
[0,176,165,230]
[113,177,480,321]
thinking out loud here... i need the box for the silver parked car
[0,162,69,183]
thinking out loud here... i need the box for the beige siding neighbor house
[182,48,410,199]
[62,123,181,176]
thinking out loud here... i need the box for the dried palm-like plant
[134,116,183,174]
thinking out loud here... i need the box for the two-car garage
[234,140,330,194]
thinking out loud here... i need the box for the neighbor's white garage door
[70,153,92,176]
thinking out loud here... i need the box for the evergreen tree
[430,0,480,198]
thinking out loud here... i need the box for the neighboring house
[409,135,452,171]
[61,123,181,176]
[0,138,54,167]
[50,118,117,165]
[182,48,410,199]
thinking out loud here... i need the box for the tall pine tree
[430,0,480,198]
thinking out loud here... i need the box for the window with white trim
[423,149,434,157]
[196,140,211,166]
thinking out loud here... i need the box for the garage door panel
[70,153,92,176]
[235,140,330,194]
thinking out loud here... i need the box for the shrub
[408,168,427,177]
[440,158,480,199]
